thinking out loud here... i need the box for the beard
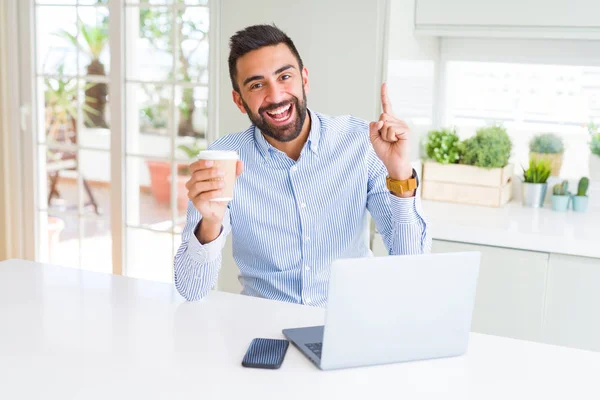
[241,88,308,143]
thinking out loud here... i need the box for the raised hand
[368,82,413,181]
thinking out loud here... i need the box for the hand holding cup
[186,151,243,242]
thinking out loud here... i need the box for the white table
[1,259,600,400]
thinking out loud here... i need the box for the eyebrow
[243,64,295,87]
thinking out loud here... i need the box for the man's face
[232,43,310,143]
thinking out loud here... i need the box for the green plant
[139,0,208,137]
[552,180,569,196]
[460,125,512,169]
[140,104,168,130]
[529,133,564,154]
[45,64,99,141]
[577,177,589,197]
[57,18,109,128]
[177,141,205,175]
[589,122,600,157]
[522,158,552,184]
[425,128,461,164]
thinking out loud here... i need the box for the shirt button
[300,202,306,209]
[305,265,311,271]
[305,236,310,241]
[291,165,297,172]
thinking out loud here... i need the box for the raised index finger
[381,82,393,115]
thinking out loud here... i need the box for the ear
[232,90,247,114]
[302,66,310,95]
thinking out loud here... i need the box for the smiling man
[174,24,431,305]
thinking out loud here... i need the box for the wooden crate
[421,161,514,207]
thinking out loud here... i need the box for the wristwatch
[386,169,418,195]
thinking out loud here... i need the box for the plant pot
[146,160,172,205]
[177,175,190,211]
[530,152,563,177]
[146,160,188,207]
[421,162,513,207]
[590,154,600,181]
[522,183,547,208]
[572,196,589,212]
[165,174,192,211]
[551,195,570,212]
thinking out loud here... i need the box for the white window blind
[444,61,599,178]
[387,60,435,126]
[446,62,600,131]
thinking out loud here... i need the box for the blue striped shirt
[174,110,431,306]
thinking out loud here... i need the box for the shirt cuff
[389,192,421,224]
[186,223,226,264]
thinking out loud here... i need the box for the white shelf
[421,199,600,259]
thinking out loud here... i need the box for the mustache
[259,98,297,114]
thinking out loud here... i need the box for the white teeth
[267,104,291,116]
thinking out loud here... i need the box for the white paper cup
[197,150,239,201]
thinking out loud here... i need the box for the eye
[250,82,263,90]
[280,74,291,80]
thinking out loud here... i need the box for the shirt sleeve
[173,202,232,300]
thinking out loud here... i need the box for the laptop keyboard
[305,342,323,358]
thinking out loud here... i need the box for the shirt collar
[306,109,321,154]
[254,108,322,160]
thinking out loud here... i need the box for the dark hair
[228,24,304,92]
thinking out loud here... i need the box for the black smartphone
[241,338,289,369]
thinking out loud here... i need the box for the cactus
[553,180,569,196]
[552,184,562,196]
[577,177,589,197]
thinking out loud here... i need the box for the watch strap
[386,169,418,194]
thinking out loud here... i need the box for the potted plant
[529,133,564,177]
[425,128,461,164]
[551,180,570,212]
[57,19,109,128]
[589,123,600,181]
[422,125,514,207]
[145,141,204,210]
[459,125,512,169]
[522,158,552,208]
[572,177,589,213]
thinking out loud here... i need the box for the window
[444,61,599,178]
[387,60,435,126]
[32,0,213,281]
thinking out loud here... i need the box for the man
[174,24,431,305]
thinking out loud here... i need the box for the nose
[265,81,287,105]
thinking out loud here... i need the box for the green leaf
[523,158,552,183]
[425,128,461,164]
[460,125,512,169]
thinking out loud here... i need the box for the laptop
[283,252,481,370]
